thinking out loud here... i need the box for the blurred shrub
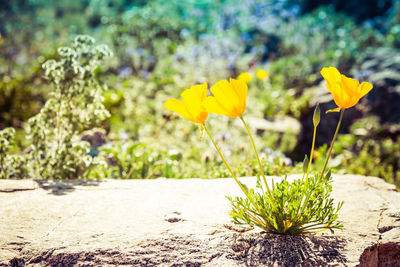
[270,7,383,91]
[385,1,400,48]
[0,127,28,179]
[25,35,112,179]
[0,63,45,129]
[0,35,112,179]
[90,141,183,179]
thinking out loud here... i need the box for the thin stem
[240,116,273,193]
[305,126,317,181]
[302,164,306,181]
[56,87,65,158]
[152,117,169,140]
[243,209,266,227]
[295,222,333,232]
[0,158,3,175]
[203,124,252,201]
[144,165,160,179]
[320,109,344,178]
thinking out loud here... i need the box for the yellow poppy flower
[203,78,248,118]
[256,69,269,80]
[164,83,208,124]
[237,72,252,83]
[283,220,293,232]
[321,67,373,112]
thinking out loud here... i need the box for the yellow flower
[164,83,208,124]
[321,67,373,112]
[237,72,252,83]
[256,69,269,80]
[283,220,293,232]
[203,78,248,118]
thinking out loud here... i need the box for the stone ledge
[0,175,399,266]
[0,180,38,192]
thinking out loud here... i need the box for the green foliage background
[0,0,399,186]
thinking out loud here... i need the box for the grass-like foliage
[227,173,343,234]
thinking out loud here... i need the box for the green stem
[320,109,344,178]
[240,116,273,193]
[56,89,64,157]
[295,222,333,232]
[305,126,317,181]
[203,124,253,202]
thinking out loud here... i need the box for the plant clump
[227,173,343,234]
[164,67,373,234]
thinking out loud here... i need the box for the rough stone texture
[1,175,399,266]
[359,242,400,267]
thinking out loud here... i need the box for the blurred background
[0,0,399,186]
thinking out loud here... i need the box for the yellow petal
[181,83,207,101]
[196,109,208,124]
[256,69,268,80]
[328,89,345,109]
[321,67,343,102]
[230,78,247,115]
[237,72,252,83]
[164,99,195,122]
[321,67,349,108]
[283,220,292,232]
[338,75,358,108]
[359,82,373,98]
[203,96,234,117]
[321,67,374,111]
[164,83,209,124]
[210,80,240,113]
[181,86,200,107]
[321,67,341,85]
[341,75,359,96]
[326,107,341,113]
[179,83,208,123]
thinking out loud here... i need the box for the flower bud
[313,104,321,127]
[302,155,309,174]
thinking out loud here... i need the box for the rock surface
[1,175,400,266]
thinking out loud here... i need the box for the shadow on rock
[229,233,347,266]
[34,179,103,196]
[8,233,348,266]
